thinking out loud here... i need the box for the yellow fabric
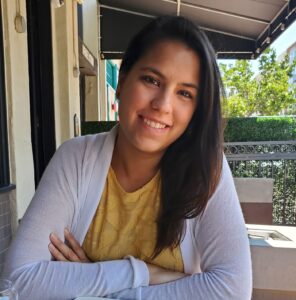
[83,167,184,272]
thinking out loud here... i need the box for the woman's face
[117,40,200,156]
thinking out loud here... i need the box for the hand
[147,263,188,285]
[49,228,91,263]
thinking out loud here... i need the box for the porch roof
[99,0,296,59]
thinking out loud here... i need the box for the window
[106,60,118,90]
[0,4,10,189]
[106,60,119,121]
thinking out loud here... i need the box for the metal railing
[224,141,296,225]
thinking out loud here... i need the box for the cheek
[121,86,156,113]
[175,105,196,128]
[121,85,142,105]
[118,90,143,120]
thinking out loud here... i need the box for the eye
[141,75,160,87]
[178,90,194,99]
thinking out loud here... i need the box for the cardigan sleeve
[3,138,149,300]
[107,156,253,300]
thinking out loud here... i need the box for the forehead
[133,40,200,83]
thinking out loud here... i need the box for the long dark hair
[119,16,224,257]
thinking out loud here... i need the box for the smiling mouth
[142,117,169,129]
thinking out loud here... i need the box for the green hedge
[81,117,296,141]
[81,121,117,135]
[224,116,296,142]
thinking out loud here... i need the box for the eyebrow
[140,67,199,90]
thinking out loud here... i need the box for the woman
[3,16,252,299]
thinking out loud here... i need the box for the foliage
[81,121,117,135]
[220,48,296,117]
[220,60,256,117]
[229,159,296,225]
[224,116,296,142]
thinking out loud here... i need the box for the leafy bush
[224,116,296,142]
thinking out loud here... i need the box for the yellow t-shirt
[82,167,184,272]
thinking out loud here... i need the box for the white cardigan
[3,126,252,300]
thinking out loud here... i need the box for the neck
[111,128,164,192]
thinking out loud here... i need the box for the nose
[151,88,173,114]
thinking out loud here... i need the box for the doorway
[26,0,56,186]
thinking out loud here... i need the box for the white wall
[85,75,99,121]
[51,1,80,146]
[1,0,35,222]
[98,58,107,120]
[81,0,102,121]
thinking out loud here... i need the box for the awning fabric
[99,0,296,59]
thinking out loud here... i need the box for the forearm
[6,258,148,300]
[109,270,252,300]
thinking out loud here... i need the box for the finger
[49,233,80,262]
[64,229,89,262]
[64,229,90,262]
[48,243,68,262]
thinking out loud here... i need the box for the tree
[219,48,296,117]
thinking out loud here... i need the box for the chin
[135,142,167,155]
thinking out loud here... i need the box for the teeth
[143,118,166,129]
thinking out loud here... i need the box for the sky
[218,20,296,74]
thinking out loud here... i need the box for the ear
[116,73,126,99]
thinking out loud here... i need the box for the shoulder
[56,131,113,162]
[209,154,237,204]
[58,132,110,154]
[44,131,113,175]
[191,154,247,250]
[193,154,239,225]
[216,154,235,191]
